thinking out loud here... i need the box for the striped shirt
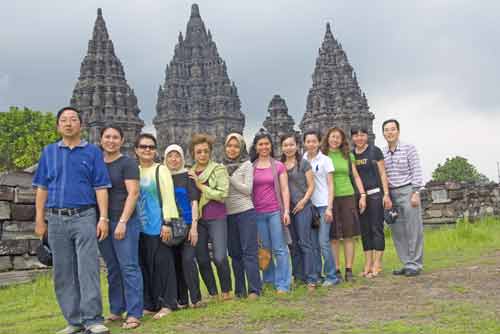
[383,141,424,190]
[225,160,254,215]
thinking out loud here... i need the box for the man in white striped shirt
[382,119,424,277]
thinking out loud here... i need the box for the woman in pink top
[250,130,292,293]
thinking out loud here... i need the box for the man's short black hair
[350,126,368,136]
[56,106,82,124]
[303,129,321,142]
[382,119,400,131]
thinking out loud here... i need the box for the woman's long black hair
[249,129,275,162]
[280,133,301,167]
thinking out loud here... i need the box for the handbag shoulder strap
[270,159,284,212]
[155,164,183,219]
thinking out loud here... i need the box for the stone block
[0,240,30,256]
[10,204,35,221]
[0,171,33,188]
[0,256,13,272]
[431,189,451,204]
[448,190,464,200]
[428,209,443,218]
[14,187,36,204]
[445,182,462,190]
[0,201,11,220]
[443,207,456,218]
[29,239,41,255]
[1,231,37,240]
[13,254,47,270]
[0,186,14,201]
[2,221,35,233]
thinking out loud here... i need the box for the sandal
[153,308,172,320]
[122,318,141,330]
[104,314,122,323]
[371,267,383,277]
[143,309,155,315]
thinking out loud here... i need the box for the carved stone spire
[262,95,297,157]
[299,22,375,142]
[70,8,144,155]
[154,4,245,162]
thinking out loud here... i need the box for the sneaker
[322,278,341,287]
[85,324,109,334]
[404,269,420,277]
[56,325,84,334]
[392,268,406,276]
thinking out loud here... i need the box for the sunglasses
[138,144,157,150]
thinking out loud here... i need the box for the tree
[432,156,484,183]
[0,107,59,172]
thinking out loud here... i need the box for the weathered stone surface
[11,204,36,221]
[13,254,47,270]
[29,239,42,255]
[299,22,374,142]
[0,240,29,256]
[1,231,37,241]
[0,256,13,272]
[2,221,35,233]
[69,8,144,156]
[14,187,36,204]
[428,210,443,218]
[0,171,33,188]
[444,182,462,190]
[431,189,450,204]
[153,4,245,162]
[0,186,14,201]
[262,95,297,156]
[0,201,11,220]
[448,190,464,200]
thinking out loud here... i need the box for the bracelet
[360,193,367,197]
[99,217,109,222]
[118,219,127,224]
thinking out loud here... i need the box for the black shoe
[404,269,420,277]
[335,270,343,283]
[345,269,354,282]
[392,268,406,276]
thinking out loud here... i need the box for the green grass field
[1,218,499,334]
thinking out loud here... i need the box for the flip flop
[104,314,122,323]
[153,308,172,320]
[122,318,141,330]
[143,309,155,315]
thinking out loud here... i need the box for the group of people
[33,107,425,334]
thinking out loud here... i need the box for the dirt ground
[176,251,500,334]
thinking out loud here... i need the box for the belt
[389,183,411,190]
[48,206,94,216]
[366,188,381,196]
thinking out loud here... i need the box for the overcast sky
[1,0,499,181]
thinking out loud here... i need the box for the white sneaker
[85,324,110,334]
[55,325,84,334]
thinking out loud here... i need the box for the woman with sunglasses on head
[164,144,203,308]
[280,133,318,291]
[99,125,143,330]
[250,130,292,294]
[188,134,232,301]
[135,134,179,319]
[350,126,392,278]
[223,133,262,299]
[321,127,366,282]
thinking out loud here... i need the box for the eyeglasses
[138,145,156,150]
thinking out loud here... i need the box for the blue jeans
[47,207,104,328]
[98,215,143,318]
[290,204,318,284]
[312,206,338,283]
[227,209,262,296]
[255,210,291,292]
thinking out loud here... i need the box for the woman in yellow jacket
[188,134,231,300]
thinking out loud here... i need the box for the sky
[1,0,499,181]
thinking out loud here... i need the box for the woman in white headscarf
[164,144,203,308]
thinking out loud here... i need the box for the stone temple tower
[262,95,297,157]
[154,4,245,162]
[70,8,144,155]
[300,23,374,142]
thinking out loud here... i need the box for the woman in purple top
[250,130,292,294]
[188,134,232,300]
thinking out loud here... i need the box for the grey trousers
[389,185,424,271]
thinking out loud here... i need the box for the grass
[1,218,499,334]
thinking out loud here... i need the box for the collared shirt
[383,141,424,190]
[303,151,334,207]
[32,140,111,208]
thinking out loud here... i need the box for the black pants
[359,193,385,251]
[195,218,232,295]
[139,233,177,311]
[173,231,201,305]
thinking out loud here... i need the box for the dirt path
[178,252,500,334]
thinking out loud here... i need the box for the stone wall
[0,171,45,272]
[421,181,500,225]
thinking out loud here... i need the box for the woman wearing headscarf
[223,133,262,299]
[164,144,203,308]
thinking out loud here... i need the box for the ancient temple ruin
[70,8,144,155]
[153,4,245,162]
[262,95,297,157]
[300,23,374,142]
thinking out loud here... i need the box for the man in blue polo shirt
[33,107,111,334]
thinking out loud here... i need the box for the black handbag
[156,165,188,246]
[36,235,53,266]
[311,205,321,229]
